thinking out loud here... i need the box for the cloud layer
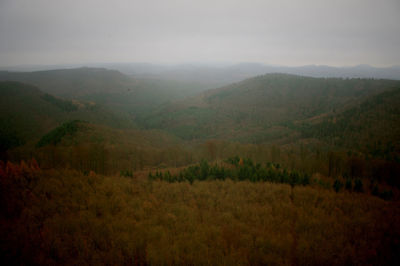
[1,0,399,67]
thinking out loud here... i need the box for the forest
[1,67,400,265]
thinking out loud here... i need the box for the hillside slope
[0,68,210,117]
[24,120,186,173]
[142,74,400,142]
[299,87,400,159]
[0,67,131,97]
[0,81,132,152]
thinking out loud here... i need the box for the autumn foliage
[0,167,399,265]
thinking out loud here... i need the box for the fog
[0,0,399,67]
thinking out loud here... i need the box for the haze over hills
[1,64,399,122]
[2,67,400,154]
[116,63,400,82]
[142,73,400,144]
[2,67,400,159]
[2,0,400,263]
[0,67,210,117]
[2,63,399,84]
[1,65,400,265]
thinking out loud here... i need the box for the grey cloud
[0,0,399,67]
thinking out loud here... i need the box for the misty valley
[1,65,400,265]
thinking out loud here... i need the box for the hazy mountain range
[1,67,399,159]
[2,63,399,87]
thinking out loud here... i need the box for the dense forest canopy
[1,67,400,265]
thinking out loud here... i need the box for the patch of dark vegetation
[41,93,78,112]
[150,157,311,187]
[36,120,82,147]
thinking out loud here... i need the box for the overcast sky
[0,0,399,67]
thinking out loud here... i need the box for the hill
[29,121,187,173]
[142,74,400,142]
[0,67,211,117]
[1,69,400,265]
[90,62,400,82]
[299,87,400,160]
[0,81,132,154]
[0,67,132,97]
[8,62,399,82]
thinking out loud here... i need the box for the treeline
[149,157,311,186]
[148,157,395,201]
[4,120,400,191]
[5,136,400,190]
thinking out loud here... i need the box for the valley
[1,66,400,265]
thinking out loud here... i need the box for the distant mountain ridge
[72,63,400,84]
[1,67,400,155]
[0,67,212,117]
[1,63,399,87]
[0,67,132,97]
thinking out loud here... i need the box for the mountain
[142,74,400,143]
[93,62,400,82]
[299,87,400,159]
[3,63,399,88]
[28,120,186,173]
[1,67,400,266]
[0,67,211,117]
[0,81,132,153]
[0,80,190,169]
[0,67,133,97]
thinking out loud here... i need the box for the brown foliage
[0,169,399,265]
[30,158,40,171]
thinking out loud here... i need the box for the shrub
[120,170,133,178]
[333,179,343,192]
[345,179,352,191]
[379,189,393,201]
[354,179,364,192]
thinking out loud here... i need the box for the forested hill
[299,87,400,159]
[141,74,400,142]
[0,67,131,97]
[0,67,211,117]
[0,81,132,152]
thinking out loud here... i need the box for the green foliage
[42,93,78,112]
[141,74,400,143]
[36,120,81,147]
[120,170,133,178]
[354,178,364,192]
[143,107,217,140]
[0,81,135,150]
[0,119,25,152]
[316,179,332,190]
[345,178,353,191]
[226,156,240,166]
[371,184,393,201]
[333,179,343,192]
[379,189,394,201]
[299,88,400,161]
[150,157,312,187]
